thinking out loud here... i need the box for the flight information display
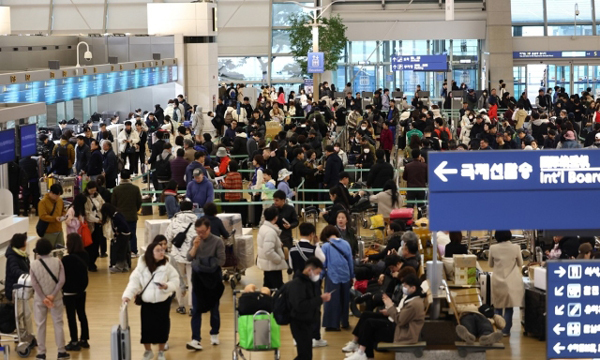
[19,124,37,157]
[0,129,16,165]
[0,65,177,105]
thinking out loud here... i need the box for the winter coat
[185,177,214,207]
[191,106,204,136]
[386,292,426,344]
[459,115,473,145]
[256,221,288,271]
[323,152,344,188]
[165,211,197,264]
[380,128,394,151]
[369,189,400,219]
[232,132,248,155]
[111,181,142,222]
[366,159,394,190]
[84,194,104,231]
[488,241,524,309]
[117,129,140,154]
[122,258,180,304]
[4,246,30,300]
[38,193,66,234]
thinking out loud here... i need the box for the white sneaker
[164,342,169,351]
[312,339,328,347]
[142,350,154,360]
[210,335,220,345]
[157,351,166,360]
[186,340,203,351]
[293,339,297,346]
[346,351,368,360]
[342,341,359,353]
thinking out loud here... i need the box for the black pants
[290,320,313,360]
[153,179,166,215]
[384,150,391,163]
[22,181,40,215]
[263,271,283,290]
[460,313,494,338]
[406,190,426,218]
[64,292,89,342]
[121,152,137,175]
[353,312,395,358]
[86,224,103,271]
[252,194,262,226]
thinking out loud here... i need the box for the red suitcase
[390,208,414,226]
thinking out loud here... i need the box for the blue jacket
[186,177,214,207]
[321,238,354,284]
[185,161,207,184]
[165,194,180,219]
[277,181,294,199]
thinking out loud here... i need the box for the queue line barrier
[140,200,427,207]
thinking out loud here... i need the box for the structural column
[484,0,513,93]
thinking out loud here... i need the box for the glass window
[513,26,545,36]
[332,66,347,89]
[398,40,429,56]
[510,0,544,24]
[271,83,303,96]
[272,3,312,27]
[272,29,291,54]
[350,41,378,63]
[271,56,303,80]
[547,0,592,22]
[444,39,478,56]
[218,57,268,82]
[548,25,593,36]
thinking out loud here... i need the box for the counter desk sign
[428,150,600,231]
[547,261,600,359]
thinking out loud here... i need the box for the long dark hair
[164,115,176,135]
[71,193,87,218]
[144,241,168,273]
[329,185,350,210]
[101,203,117,225]
[383,180,399,207]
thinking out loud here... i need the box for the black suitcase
[141,195,153,216]
[523,286,546,340]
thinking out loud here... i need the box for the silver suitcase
[111,303,131,360]
[358,240,365,259]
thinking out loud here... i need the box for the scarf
[12,247,28,258]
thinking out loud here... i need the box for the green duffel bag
[238,313,281,350]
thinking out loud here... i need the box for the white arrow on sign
[554,342,566,355]
[553,323,565,335]
[555,286,564,297]
[555,305,565,316]
[554,266,566,278]
[434,161,458,182]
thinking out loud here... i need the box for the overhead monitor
[0,128,16,165]
[19,124,37,158]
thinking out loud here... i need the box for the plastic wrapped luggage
[217,213,243,236]
[111,303,131,360]
[235,234,254,270]
[265,121,282,140]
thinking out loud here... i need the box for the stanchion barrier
[140,198,428,207]
[139,187,427,196]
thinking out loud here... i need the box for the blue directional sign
[428,150,600,231]
[391,55,447,72]
[547,261,600,359]
[307,52,324,73]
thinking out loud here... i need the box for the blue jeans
[191,290,220,341]
[322,277,351,329]
[495,307,514,335]
[127,221,138,255]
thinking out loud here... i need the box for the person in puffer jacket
[122,241,179,360]
[164,201,197,315]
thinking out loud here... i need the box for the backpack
[439,127,450,148]
[154,153,172,181]
[224,109,234,125]
[272,282,292,325]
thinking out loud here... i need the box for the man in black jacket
[19,156,40,215]
[288,257,331,360]
[53,120,67,140]
[366,150,394,191]
[290,148,314,189]
[102,141,118,189]
[339,172,361,206]
[322,145,343,189]
[87,140,104,181]
[75,135,91,175]
[273,190,298,249]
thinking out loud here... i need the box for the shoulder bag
[36,202,58,238]
[172,222,193,248]
[134,273,157,306]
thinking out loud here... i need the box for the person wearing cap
[75,135,91,175]
[588,132,600,149]
[214,147,231,177]
[276,169,294,200]
[186,169,214,216]
[577,243,594,259]
[466,89,477,110]
[488,230,524,337]
[53,119,68,140]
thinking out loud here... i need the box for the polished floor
[6,197,546,360]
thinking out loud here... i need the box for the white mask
[364,148,370,154]
[309,270,320,282]
[361,126,367,130]
[334,147,340,152]
[402,286,411,296]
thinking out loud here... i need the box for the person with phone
[272,190,298,250]
[38,184,67,248]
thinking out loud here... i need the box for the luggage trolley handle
[253,310,272,349]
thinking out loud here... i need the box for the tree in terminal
[288,12,348,75]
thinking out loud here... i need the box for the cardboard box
[453,254,477,285]
[529,264,541,281]
[534,267,547,291]
[451,288,481,305]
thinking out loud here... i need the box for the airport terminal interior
[0,0,599,359]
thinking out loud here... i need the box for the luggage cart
[232,290,280,360]
[0,275,36,358]
[222,230,243,289]
[40,175,77,202]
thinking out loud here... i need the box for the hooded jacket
[256,221,288,271]
[4,246,30,300]
[191,106,204,135]
[386,290,426,344]
[185,177,214,207]
[165,211,198,263]
[232,132,248,155]
[122,257,180,304]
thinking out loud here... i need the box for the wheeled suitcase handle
[120,302,129,329]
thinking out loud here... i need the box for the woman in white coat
[117,121,140,173]
[191,105,204,138]
[122,241,179,360]
[256,206,288,289]
[459,110,474,146]
[488,230,524,337]
[164,201,197,315]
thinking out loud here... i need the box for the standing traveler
[256,206,288,289]
[29,238,70,360]
[64,194,87,235]
[38,184,67,248]
[488,230,524,337]
[203,203,230,239]
[186,218,226,351]
[185,169,214,216]
[122,241,179,360]
[111,169,142,257]
[19,155,41,216]
[322,145,343,189]
[62,233,90,351]
[250,155,265,226]
[153,141,174,216]
[101,203,132,273]
[52,134,75,173]
[320,225,354,331]
[135,121,148,176]
[335,210,358,257]
[272,190,298,249]
[101,141,118,189]
[402,149,427,217]
[83,181,105,268]
[288,257,332,360]
[117,121,140,175]
[170,148,189,190]
[4,233,31,301]
[366,150,394,190]
[75,136,91,175]
[321,186,350,225]
[86,140,103,182]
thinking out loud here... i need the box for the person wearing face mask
[459,110,474,146]
[287,257,331,360]
[333,142,348,166]
[356,144,374,170]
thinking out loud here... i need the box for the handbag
[78,219,93,248]
[36,202,58,237]
[134,273,157,306]
[172,222,193,248]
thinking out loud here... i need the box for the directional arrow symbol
[555,305,565,316]
[553,323,565,335]
[554,342,566,355]
[434,161,458,182]
[555,286,564,297]
[554,266,566,278]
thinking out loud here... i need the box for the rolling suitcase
[140,195,153,216]
[111,303,131,360]
[523,286,546,340]
[479,272,492,306]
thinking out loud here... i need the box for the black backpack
[154,153,172,181]
[439,127,450,148]
[272,282,292,325]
